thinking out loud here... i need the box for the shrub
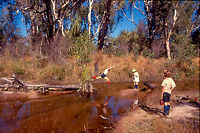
[68,32,94,66]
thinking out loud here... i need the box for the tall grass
[0,53,199,84]
[128,117,199,133]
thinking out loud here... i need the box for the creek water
[0,81,198,133]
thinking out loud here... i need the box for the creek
[0,81,198,133]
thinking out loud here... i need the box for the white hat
[132,69,136,72]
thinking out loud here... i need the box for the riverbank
[0,80,199,133]
[112,88,199,133]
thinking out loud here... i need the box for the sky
[4,1,146,38]
[16,12,27,36]
[111,7,146,37]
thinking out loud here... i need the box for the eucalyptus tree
[89,0,124,50]
[170,1,200,60]
[16,0,84,38]
[0,0,20,51]
[125,0,199,59]
[124,0,165,57]
[14,0,85,58]
[191,3,200,45]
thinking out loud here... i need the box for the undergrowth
[0,54,199,84]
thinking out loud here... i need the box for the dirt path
[113,89,199,133]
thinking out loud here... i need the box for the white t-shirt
[161,78,176,94]
[103,68,110,75]
[133,72,139,83]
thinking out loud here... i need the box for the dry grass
[113,107,199,133]
[0,54,199,84]
[136,117,200,133]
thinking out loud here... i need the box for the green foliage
[171,34,199,61]
[70,15,82,37]
[142,48,155,58]
[66,15,94,65]
[170,1,199,63]
[166,33,198,78]
[132,43,140,58]
[78,65,94,94]
[68,32,93,66]
[111,30,145,57]
[79,66,89,85]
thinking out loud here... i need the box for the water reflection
[0,101,30,133]
[108,97,133,122]
[0,81,171,133]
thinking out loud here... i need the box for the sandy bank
[113,89,199,133]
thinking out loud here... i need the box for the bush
[68,32,94,66]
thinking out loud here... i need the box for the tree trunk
[165,2,178,60]
[166,40,171,60]
[44,0,54,38]
[88,0,93,37]
[147,19,153,50]
[97,0,112,50]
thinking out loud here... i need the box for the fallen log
[0,76,27,90]
[0,76,97,98]
[0,77,80,91]
[27,84,80,90]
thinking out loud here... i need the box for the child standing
[132,69,139,89]
[161,70,176,115]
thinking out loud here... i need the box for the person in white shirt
[132,69,139,89]
[91,66,113,84]
[161,70,176,115]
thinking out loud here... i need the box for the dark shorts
[100,73,106,78]
[163,92,171,102]
[134,85,138,89]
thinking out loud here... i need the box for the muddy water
[0,81,198,133]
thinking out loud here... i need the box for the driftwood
[0,76,27,91]
[27,84,80,90]
[0,76,80,94]
[0,76,98,99]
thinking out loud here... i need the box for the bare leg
[96,76,102,79]
[104,77,110,84]
[91,76,101,79]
